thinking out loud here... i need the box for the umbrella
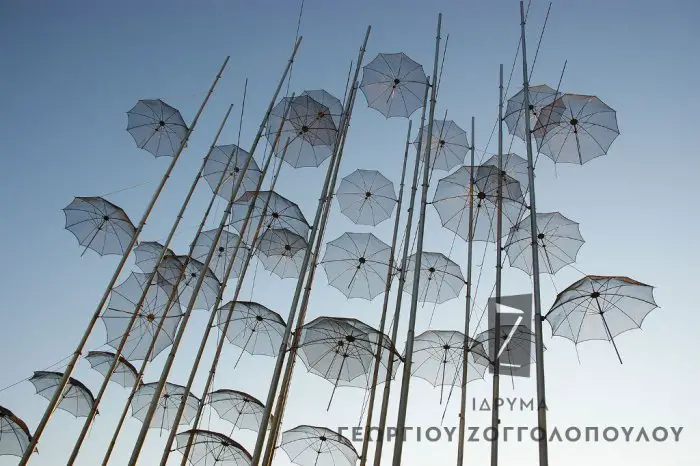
[175,255,222,312]
[280,425,358,466]
[0,405,32,458]
[126,99,188,158]
[403,252,465,304]
[230,191,310,245]
[29,371,96,418]
[483,152,531,196]
[475,326,542,378]
[336,169,397,226]
[130,382,199,430]
[202,144,263,202]
[255,228,308,279]
[301,90,344,129]
[85,351,138,389]
[192,229,247,283]
[207,389,266,433]
[133,241,177,275]
[503,84,561,142]
[415,119,470,172]
[216,301,287,362]
[360,52,428,118]
[62,196,136,256]
[175,429,252,466]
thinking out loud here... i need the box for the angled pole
[371,76,430,466]
[66,103,235,466]
[126,38,302,466]
[456,116,475,466]
[358,120,412,466]
[490,63,504,466]
[391,14,442,466]
[249,25,371,466]
[18,55,229,466]
[519,2,549,464]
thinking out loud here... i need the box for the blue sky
[0,0,698,465]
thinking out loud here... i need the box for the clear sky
[0,0,698,465]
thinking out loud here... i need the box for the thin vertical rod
[66,103,234,465]
[594,298,623,364]
[456,116,475,466]
[519,2,549,464]
[250,26,370,466]
[490,63,504,466]
[371,76,430,466]
[391,14,441,466]
[358,120,412,466]
[18,55,229,466]
[126,39,301,466]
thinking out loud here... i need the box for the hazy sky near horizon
[1,0,698,465]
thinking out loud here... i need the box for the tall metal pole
[18,56,229,466]
[66,103,235,466]
[519,2,549,464]
[249,26,371,466]
[456,116,475,466]
[371,76,430,466]
[358,120,412,466]
[126,39,301,466]
[391,14,441,466]
[490,63,504,466]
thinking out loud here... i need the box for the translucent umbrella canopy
[101,272,182,361]
[533,94,620,165]
[431,164,524,243]
[403,252,465,304]
[133,241,177,275]
[216,301,286,359]
[336,169,397,226]
[29,371,96,418]
[131,382,199,430]
[126,99,188,158]
[192,229,247,283]
[475,326,541,377]
[202,144,263,202]
[280,425,358,466]
[266,95,338,168]
[544,275,657,347]
[504,84,561,142]
[176,255,222,312]
[207,389,266,433]
[0,405,31,458]
[321,232,392,301]
[85,351,138,389]
[230,191,310,245]
[415,119,470,172]
[483,152,530,196]
[360,52,428,118]
[301,89,344,129]
[63,196,136,256]
[255,228,308,279]
[505,212,585,275]
[175,429,252,466]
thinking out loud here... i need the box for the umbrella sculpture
[301,89,344,130]
[175,255,222,312]
[0,405,32,458]
[415,119,470,172]
[133,241,177,274]
[130,382,199,430]
[410,330,489,404]
[503,84,561,142]
[266,94,338,168]
[402,251,465,304]
[335,169,398,226]
[321,232,392,301]
[62,196,136,257]
[29,371,96,418]
[216,301,287,362]
[505,211,585,275]
[475,326,543,379]
[175,429,252,466]
[101,272,183,361]
[202,144,263,202]
[533,94,620,165]
[483,152,530,197]
[85,351,138,389]
[229,190,310,245]
[192,229,247,283]
[544,275,658,363]
[296,316,399,408]
[431,164,524,243]
[279,425,358,466]
[126,99,188,158]
[360,52,428,118]
[254,228,308,279]
[207,389,267,433]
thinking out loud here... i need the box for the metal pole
[456,116,475,466]
[358,120,412,466]
[250,26,370,466]
[66,103,235,466]
[519,2,549,464]
[18,55,229,466]
[391,14,441,466]
[490,63,504,466]
[126,39,301,466]
[371,76,430,466]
